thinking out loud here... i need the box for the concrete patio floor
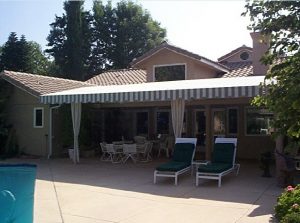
[7,158,286,223]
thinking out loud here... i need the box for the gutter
[48,104,61,159]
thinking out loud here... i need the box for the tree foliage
[47,0,166,78]
[46,1,92,80]
[90,1,166,73]
[244,1,300,150]
[0,32,50,75]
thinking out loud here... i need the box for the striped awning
[40,76,265,104]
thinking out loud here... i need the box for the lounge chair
[154,138,197,185]
[196,138,239,187]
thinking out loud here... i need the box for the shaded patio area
[8,158,287,223]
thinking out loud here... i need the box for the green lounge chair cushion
[212,143,235,164]
[172,143,195,163]
[198,163,233,173]
[156,161,190,172]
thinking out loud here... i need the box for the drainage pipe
[48,104,61,159]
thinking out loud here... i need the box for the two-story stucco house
[0,32,274,161]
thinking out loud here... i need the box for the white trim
[218,48,253,63]
[33,107,44,128]
[153,63,187,82]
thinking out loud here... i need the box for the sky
[0,0,252,61]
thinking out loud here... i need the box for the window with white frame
[246,108,273,135]
[33,107,44,128]
[154,64,186,82]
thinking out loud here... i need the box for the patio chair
[122,144,138,163]
[137,142,153,162]
[99,142,110,162]
[158,136,170,158]
[196,138,239,187]
[106,144,123,163]
[154,138,197,185]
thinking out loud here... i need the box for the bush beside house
[275,185,300,222]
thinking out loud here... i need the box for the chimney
[250,32,269,76]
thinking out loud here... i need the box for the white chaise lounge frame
[154,138,197,186]
[196,138,240,187]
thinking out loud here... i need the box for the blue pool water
[0,164,37,223]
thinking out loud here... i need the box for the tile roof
[218,45,253,62]
[0,70,94,97]
[86,68,146,86]
[221,62,253,78]
[130,41,230,72]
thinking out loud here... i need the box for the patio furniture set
[100,141,153,164]
[100,136,240,187]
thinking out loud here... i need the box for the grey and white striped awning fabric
[40,76,265,104]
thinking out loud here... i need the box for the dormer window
[240,51,250,61]
[154,64,186,82]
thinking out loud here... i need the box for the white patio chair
[122,144,137,163]
[106,144,123,163]
[137,142,153,162]
[99,142,110,162]
[158,136,169,158]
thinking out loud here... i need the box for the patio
[9,158,286,223]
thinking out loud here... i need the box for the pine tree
[46,1,92,80]
[0,32,51,74]
[1,32,20,71]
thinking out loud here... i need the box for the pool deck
[7,158,285,223]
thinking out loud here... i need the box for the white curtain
[71,103,82,164]
[171,99,185,138]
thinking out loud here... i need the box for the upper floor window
[33,107,44,128]
[154,64,186,82]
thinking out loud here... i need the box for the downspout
[48,104,61,159]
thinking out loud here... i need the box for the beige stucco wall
[6,86,50,156]
[133,48,219,82]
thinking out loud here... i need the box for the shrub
[281,212,300,223]
[275,185,300,222]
